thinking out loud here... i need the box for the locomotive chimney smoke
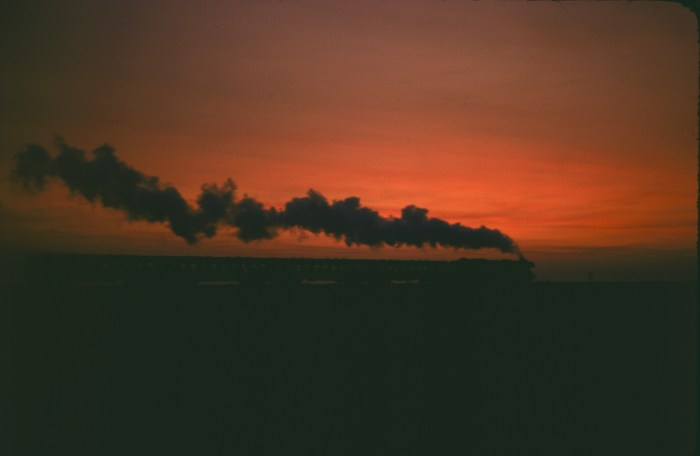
[276,190,520,254]
[11,138,521,255]
[11,137,235,244]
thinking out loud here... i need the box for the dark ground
[4,281,697,455]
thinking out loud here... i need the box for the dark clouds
[11,138,521,255]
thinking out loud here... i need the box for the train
[23,253,536,286]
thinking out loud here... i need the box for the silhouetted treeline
[23,253,536,286]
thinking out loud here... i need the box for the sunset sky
[0,1,697,281]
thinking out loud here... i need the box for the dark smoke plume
[12,137,234,244]
[11,138,522,255]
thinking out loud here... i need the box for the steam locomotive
[23,253,536,286]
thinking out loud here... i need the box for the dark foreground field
[5,281,697,455]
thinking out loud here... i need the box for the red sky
[0,1,697,281]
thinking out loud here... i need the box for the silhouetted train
[23,253,536,286]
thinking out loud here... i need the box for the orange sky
[0,1,697,281]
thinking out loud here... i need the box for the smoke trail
[12,137,235,244]
[11,138,522,255]
[278,191,519,253]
